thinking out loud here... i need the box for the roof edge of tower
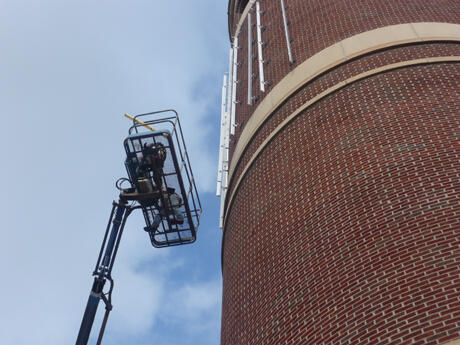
[228,0,236,42]
[228,0,252,42]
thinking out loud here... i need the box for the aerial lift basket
[123,110,202,248]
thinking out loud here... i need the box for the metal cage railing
[123,110,202,248]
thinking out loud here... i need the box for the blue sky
[0,1,228,344]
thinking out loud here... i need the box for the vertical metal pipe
[225,46,233,184]
[256,1,265,92]
[219,188,226,228]
[223,65,231,180]
[247,11,253,105]
[231,37,238,135]
[217,74,228,196]
[280,0,294,64]
[226,47,234,131]
[219,36,238,225]
[222,74,228,117]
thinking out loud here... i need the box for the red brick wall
[222,62,460,345]
[229,43,460,196]
[230,0,460,161]
[222,1,460,344]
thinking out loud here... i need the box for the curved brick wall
[221,1,460,344]
[230,0,460,157]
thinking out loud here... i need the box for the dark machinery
[75,110,202,345]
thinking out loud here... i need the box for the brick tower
[217,1,460,344]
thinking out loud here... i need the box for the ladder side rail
[221,46,232,197]
[217,74,229,195]
[280,0,294,64]
[226,46,234,136]
[222,91,230,186]
[219,189,226,228]
[248,11,253,105]
[219,168,228,229]
[256,1,265,92]
[230,36,238,135]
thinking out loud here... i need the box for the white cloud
[175,280,222,320]
[151,278,223,345]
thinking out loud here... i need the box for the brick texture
[230,0,460,162]
[222,1,460,345]
[229,43,460,193]
[222,63,460,345]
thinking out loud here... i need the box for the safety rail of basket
[125,110,202,247]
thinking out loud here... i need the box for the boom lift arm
[76,197,136,345]
[75,110,202,345]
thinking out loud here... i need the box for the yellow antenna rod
[124,113,158,131]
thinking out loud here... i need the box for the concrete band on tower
[220,0,460,344]
[223,23,460,227]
